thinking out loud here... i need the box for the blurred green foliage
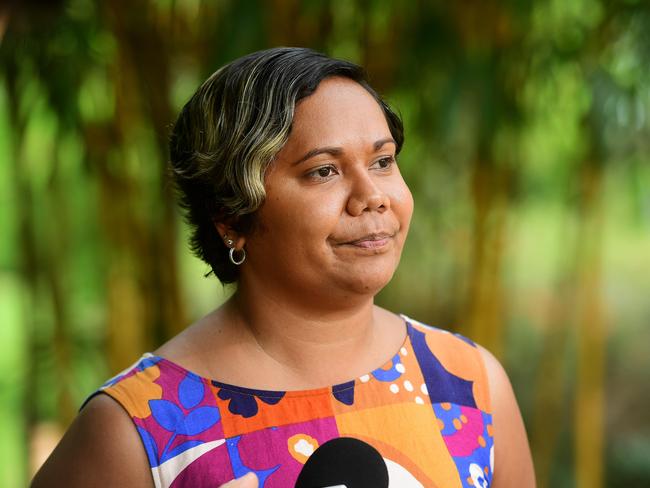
[1,0,649,487]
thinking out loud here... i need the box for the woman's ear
[214,220,246,250]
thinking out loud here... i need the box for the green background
[1,0,649,486]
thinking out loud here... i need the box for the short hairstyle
[169,47,404,283]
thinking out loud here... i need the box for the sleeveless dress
[82,316,494,488]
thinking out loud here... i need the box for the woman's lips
[353,238,390,248]
[337,232,395,248]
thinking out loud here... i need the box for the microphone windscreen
[294,437,389,488]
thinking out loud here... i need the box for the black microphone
[294,437,389,488]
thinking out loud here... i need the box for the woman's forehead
[286,78,392,152]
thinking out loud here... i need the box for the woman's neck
[157,281,406,391]
[227,285,381,386]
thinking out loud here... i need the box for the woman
[32,47,535,487]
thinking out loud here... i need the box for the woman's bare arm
[31,393,154,488]
[479,346,536,487]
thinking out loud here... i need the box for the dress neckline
[143,316,413,398]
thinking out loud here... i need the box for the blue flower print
[215,383,285,418]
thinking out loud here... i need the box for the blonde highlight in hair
[169,47,404,283]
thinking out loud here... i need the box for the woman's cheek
[390,180,414,224]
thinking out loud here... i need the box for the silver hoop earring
[229,247,246,265]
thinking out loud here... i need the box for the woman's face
[241,77,413,303]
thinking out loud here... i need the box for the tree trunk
[6,54,38,487]
[465,158,510,358]
[574,155,606,488]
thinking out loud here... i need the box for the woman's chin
[333,267,398,297]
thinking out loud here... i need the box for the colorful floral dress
[83,316,494,487]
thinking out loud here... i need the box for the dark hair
[169,47,404,283]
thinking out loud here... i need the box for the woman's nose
[346,170,390,216]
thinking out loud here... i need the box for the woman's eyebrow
[373,137,397,151]
[292,146,344,166]
[292,137,396,166]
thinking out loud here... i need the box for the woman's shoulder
[87,354,169,415]
[31,393,153,487]
[400,314,493,414]
[403,314,479,345]
[35,344,235,488]
[400,314,499,378]
[88,351,230,486]
[401,314,536,486]
[32,355,171,486]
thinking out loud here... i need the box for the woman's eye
[373,156,395,169]
[306,165,337,180]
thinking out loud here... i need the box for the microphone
[294,437,389,488]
